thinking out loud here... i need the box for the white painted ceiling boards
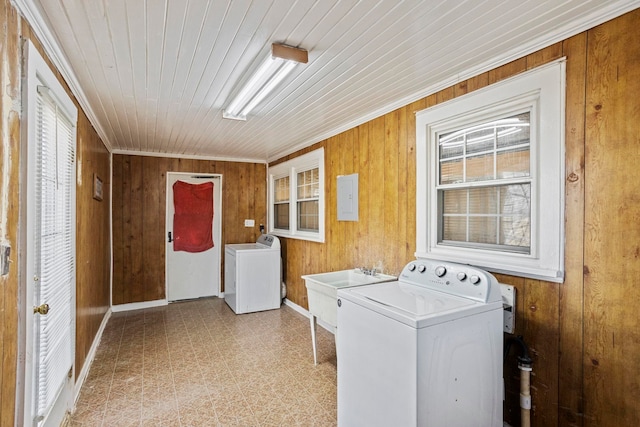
[14,0,640,162]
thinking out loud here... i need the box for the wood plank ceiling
[17,0,639,162]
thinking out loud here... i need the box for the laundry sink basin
[304,269,397,290]
[302,269,396,364]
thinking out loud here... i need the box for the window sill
[270,229,324,243]
[415,247,564,283]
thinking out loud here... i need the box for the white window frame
[416,59,566,282]
[268,148,325,242]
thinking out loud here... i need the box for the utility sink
[302,269,396,364]
[304,269,397,289]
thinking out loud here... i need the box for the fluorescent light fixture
[223,43,308,121]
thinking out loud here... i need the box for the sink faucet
[359,266,377,276]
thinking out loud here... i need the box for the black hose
[504,335,533,366]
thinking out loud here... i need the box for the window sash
[273,202,290,230]
[296,167,319,232]
[297,199,319,232]
[436,111,532,253]
[438,183,531,253]
[273,176,290,203]
[438,112,531,185]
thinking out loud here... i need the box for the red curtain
[172,180,214,252]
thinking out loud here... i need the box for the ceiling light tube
[223,43,308,121]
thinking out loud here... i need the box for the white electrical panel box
[337,174,358,221]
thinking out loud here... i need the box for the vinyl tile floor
[68,298,337,426]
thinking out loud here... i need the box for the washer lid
[225,243,262,251]
[350,282,475,317]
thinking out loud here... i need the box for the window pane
[274,177,289,203]
[442,216,466,242]
[466,127,494,155]
[443,189,467,214]
[274,203,289,230]
[469,217,498,244]
[497,112,530,149]
[500,184,530,216]
[499,216,530,248]
[297,200,318,232]
[466,153,493,182]
[440,159,463,184]
[469,187,497,214]
[439,133,464,159]
[497,148,530,178]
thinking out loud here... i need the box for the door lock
[33,303,50,315]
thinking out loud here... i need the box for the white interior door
[166,173,222,301]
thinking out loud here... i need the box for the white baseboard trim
[73,308,111,404]
[283,298,334,334]
[111,299,168,312]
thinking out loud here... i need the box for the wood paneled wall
[0,1,22,424]
[583,12,640,425]
[273,10,640,427]
[0,0,112,423]
[75,112,111,376]
[111,155,267,305]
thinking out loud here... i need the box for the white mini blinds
[416,59,566,282]
[25,39,79,424]
[438,112,532,253]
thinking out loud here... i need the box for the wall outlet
[244,219,255,227]
[501,284,515,334]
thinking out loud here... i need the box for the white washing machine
[336,259,503,427]
[224,234,281,314]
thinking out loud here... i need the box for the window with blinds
[416,60,566,282]
[438,112,531,253]
[33,84,76,417]
[268,148,325,242]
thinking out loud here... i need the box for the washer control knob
[470,275,481,285]
[408,263,416,272]
[457,272,467,281]
[435,266,447,277]
[418,264,427,273]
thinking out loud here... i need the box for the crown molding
[111,149,267,165]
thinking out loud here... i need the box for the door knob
[33,303,50,315]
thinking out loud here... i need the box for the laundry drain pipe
[504,335,533,427]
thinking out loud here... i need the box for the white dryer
[336,259,503,427]
[224,234,281,314]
